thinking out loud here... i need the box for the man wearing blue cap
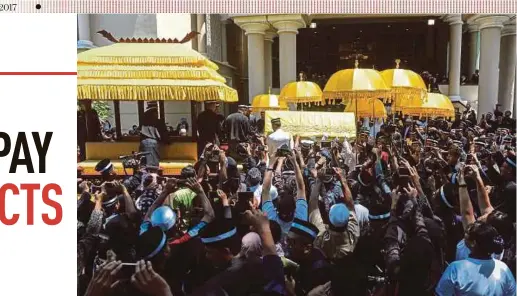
[309,167,360,260]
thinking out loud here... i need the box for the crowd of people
[78,100,516,296]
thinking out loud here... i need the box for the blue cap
[151,206,177,232]
[329,203,350,228]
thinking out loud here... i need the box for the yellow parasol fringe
[78,56,219,70]
[322,90,391,105]
[280,96,324,104]
[77,84,238,102]
[78,67,226,83]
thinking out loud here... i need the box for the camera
[475,149,491,160]
[320,141,331,149]
[276,145,292,157]
[395,167,410,189]
[257,145,265,152]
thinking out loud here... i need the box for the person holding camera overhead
[267,118,293,157]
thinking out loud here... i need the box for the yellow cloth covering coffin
[264,111,356,138]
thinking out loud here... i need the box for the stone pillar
[498,18,516,113]
[264,31,277,90]
[467,24,480,78]
[474,15,510,116]
[221,19,229,63]
[514,71,517,118]
[233,17,269,101]
[197,14,206,55]
[77,14,91,41]
[270,15,306,88]
[443,15,463,102]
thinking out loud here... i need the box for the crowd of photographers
[78,104,516,296]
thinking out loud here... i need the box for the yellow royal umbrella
[77,31,238,102]
[380,59,427,111]
[252,90,288,111]
[402,93,455,119]
[279,80,323,104]
[323,59,390,105]
[344,98,387,119]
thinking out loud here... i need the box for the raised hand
[131,260,172,296]
[163,177,178,193]
[185,177,203,194]
[85,261,123,296]
[243,206,270,233]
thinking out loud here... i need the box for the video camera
[276,144,292,157]
[119,151,150,171]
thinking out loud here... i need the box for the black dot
[35,4,41,9]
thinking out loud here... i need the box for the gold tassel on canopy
[380,59,427,111]
[77,31,238,102]
[323,59,390,105]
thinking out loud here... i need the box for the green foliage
[92,101,112,120]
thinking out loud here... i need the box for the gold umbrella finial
[354,59,359,68]
[395,59,401,69]
[268,86,272,94]
[428,84,431,92]
[298,72,305,81]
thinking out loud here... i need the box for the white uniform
[267,128,293,155]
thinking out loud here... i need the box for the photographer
[261,150,308,240]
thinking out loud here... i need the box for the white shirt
[252,185,278,205]
[267,128,293,156]
[436,258,516,296]
[354,204,369,234]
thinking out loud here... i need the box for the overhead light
[332,26,336,29]
[387,25,391,28]
[310,22,317,29]
[428,19,435,25]
[406,28,409,31]
[359,30,363,33]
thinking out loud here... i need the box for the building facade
[78,13,517,133]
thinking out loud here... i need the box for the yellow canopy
[323,61,390,105]
[77,41,238,102]
[279,81,323,104]
[402,93,455,118]
[251,93,288,111]
[380,60,427,110]
[344,98,387,119]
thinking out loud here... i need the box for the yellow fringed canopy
[251,93,288,111]
[279,81,323,104]
[380,60,427,110]
[323,63,390,105]
[77,42,238,102]
[402,93,455,119]
[344,98,387,119]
